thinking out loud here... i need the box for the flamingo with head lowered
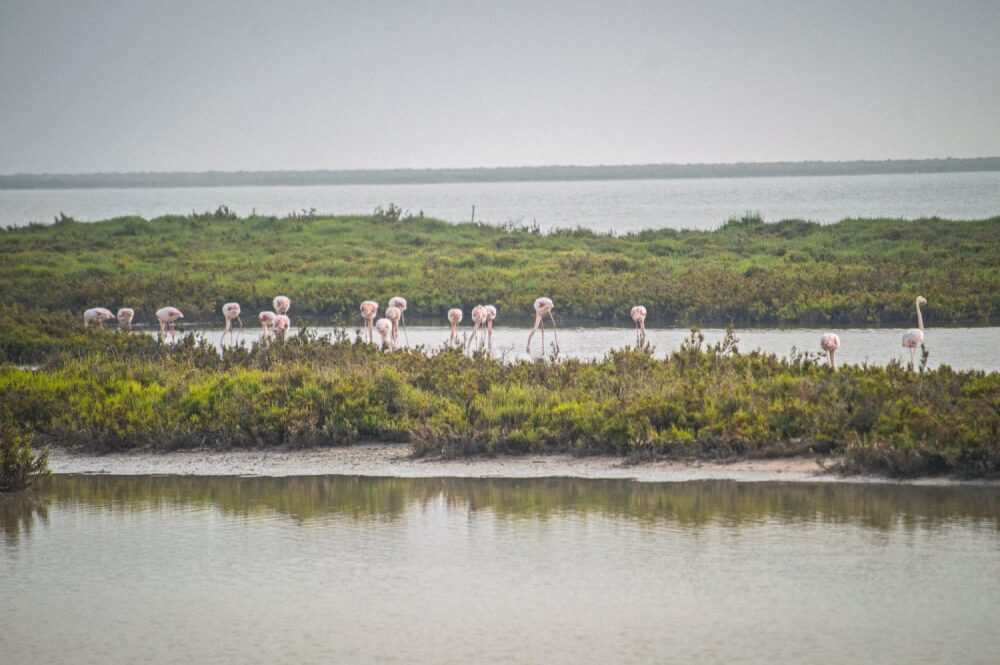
[258,311,276,337]
[222,302,243,343]
[902,296,928,371]
[388,296,409,346]
[360,301,379,343]
[468,305,487,352]
[385,306,402,348]
[375,318,394,350]
[526,297,558,354]
[273,314,290,338]
[484,305,497,351]
[630,305,647,345]
[156,306,183,342]
[116,308,134,330]
[273,296,291,316]
[84,308,115,328]
[447,308,463,348]
[820,333,840,371]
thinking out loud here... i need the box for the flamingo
[360,301,379,343]
[83,307,115,328]
[388,296,409,346]
[447,308,463,348]
[156,306,184,342]
[484,305,497,350]
[375,318,394,350]
[258,311,276,337]
[902,296,928,371]
[526,297,559,354]
[273,296,291,315]
[116,308,135,330]
[820,333,841,371]
[630,305,648,345]
[222,302,243,343]
[468,305,487,351]
[386,306,402,347]
[273,314,290,338]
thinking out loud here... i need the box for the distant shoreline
[2,157,999,190]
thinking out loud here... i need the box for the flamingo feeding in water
[375,318,393,350]
[630,305,647,345]
[484,305,497,350]
[156,306,184,341]
[222,302,243,343]
[258,310,276,337]
[388,296,409,346]
[83,308,115,328]
[385,306,402,347]
[902,296,928,371]
[360,301,379,343]
[468,305,487,351]
[273,314,290,338]
[273,296,291,315]
[526,297,559,354]
[116,308,134,330]
[820,333,841,371]
[447,308,463,348]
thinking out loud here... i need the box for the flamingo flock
[82,294,931,370]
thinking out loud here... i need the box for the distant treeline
[2,157,999,190]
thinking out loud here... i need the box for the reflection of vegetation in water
[2,326,1000,477]
[3,476,997,543]
[1,490,49,546]
[0,424,49,493]
[2,211,999,326]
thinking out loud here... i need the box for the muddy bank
[45,445,990,485]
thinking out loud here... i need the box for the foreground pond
[3,475,999,663]
[149,324,1000,372]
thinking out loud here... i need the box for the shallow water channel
[3,475,999,663]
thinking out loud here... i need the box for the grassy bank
[1,325,997,478]
[2,209,999,325]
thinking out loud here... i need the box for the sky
[1,0,998,174]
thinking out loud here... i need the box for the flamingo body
[820,333,841,370]
[155,306,184,341]
[258,311,276,337]
[527,297,559,354]
[273,296,291,315]
[116,307,135,330]
[273,314,290,337]
[468,305,487,351]
[447,308,463,347]
[386,306,402,347]
[375,318,393,350]
[902,296,928,370]
[222,302,243,342]
[84,307,115,328]
[388,296,409,346]
[360,300,379,343]
[630,305,648,344]
[484,305,498,350]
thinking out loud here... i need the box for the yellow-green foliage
[1,327,998,478]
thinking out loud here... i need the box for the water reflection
[5,475,998,542]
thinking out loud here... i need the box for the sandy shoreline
[44,444,992,485]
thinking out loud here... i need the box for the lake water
[3,171,999,231]
[152,324,1000,372]
[3,475,998,664]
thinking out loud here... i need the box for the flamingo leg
[487,321,493,351]
[467,322,479,352]
[526,314,542,353]
[909,347,916,371]
[401,313,409,347]
[548,311,559,353]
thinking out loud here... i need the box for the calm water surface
[3,171,999,231]
[151,324,1000,372]
[3,475,999,664]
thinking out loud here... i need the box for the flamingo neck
[915,300,924,331]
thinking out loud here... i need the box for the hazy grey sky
[1,0,998,174]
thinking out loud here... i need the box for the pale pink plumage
[273,296,291,315]
[526,297,558,354]
[360,301,379,343]
[820,333,840,370]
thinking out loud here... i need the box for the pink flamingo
[375,318,394,350]
[116,308,135,330]
[902,296,928,371]
[388,296,409,346]
[156,306,184,341]
[83,308,115,328]
[258,311,276,337]
[222,302,243,343]
[820,333,841,371]
[447,308,463,348]
[360,301,379,343]
[273,296,291,315]
[630,305,648,345]
[526,297,558,354]
[484,305,497,350]
[468,305,487,351]
[273,314,290,338]
[386,306,402,347]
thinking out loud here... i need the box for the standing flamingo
[820,333,841,371]
[468,305,487,351]
[116,308,135,330]
[222,302,243,343]
[484,305,498,351]
[385,306,402,347]
[902,296,928,371]
[273,314,290,338]
[526,297,559,354]
[273,296,291,315]
[447,308,463,348]
[388,296,409,346]
[156,306,184,342]
[83,308,115,328]
[360,301,379,343]
[375,318,394,350]
[258,310,277,337]
[630,305,648,345]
